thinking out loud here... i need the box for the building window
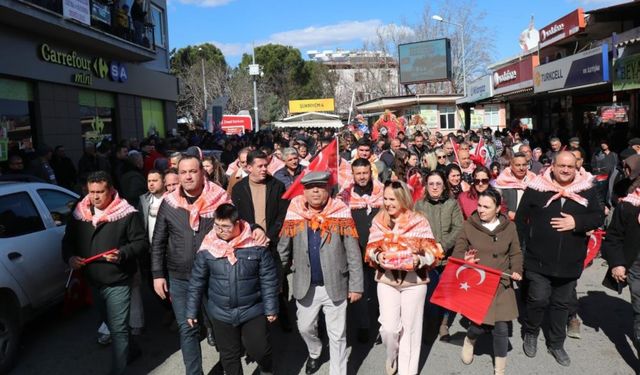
[439,106,456,129]
[150,5,165,48]
[0,78,34,161]
[79,90,115,144]
[354,72,363,82]
[141,98,165,137]
[484,105,500,127]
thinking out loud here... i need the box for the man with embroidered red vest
[277,171,363,375]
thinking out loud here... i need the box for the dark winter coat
[602,201,640,268]
[515,186,604,279]
[186,246,279,327]
[62,208,146,286]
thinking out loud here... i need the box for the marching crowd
[6,115,640,375]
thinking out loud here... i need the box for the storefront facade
[0,0,177,163]
[457,75,506,130]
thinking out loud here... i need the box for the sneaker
[548,347,571,367]
[97,333,111,346]
[523,333,537,358]
[567,317,581,339]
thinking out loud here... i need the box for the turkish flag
[584,229,605,269]
[282,138,338,199]
[430,257,502,325]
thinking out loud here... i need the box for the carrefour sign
[533,45,609,93]
[39,43,128,86]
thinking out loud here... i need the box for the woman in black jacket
[186,204,278,375]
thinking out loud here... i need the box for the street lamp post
[432,15,466,97]
[249,45,261,132]
[197,47,207,111]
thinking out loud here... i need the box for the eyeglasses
[213,223,234,232]
[473,178,490,185]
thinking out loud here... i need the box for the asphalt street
[9,258,639,375]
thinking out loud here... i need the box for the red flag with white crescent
[450,137,460,165]
[430,257,502,325]
[584,229,605,269]
[282,138,338,200]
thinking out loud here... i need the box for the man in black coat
[516,151,604,367]
[337,157,383,343]
[62,171,146,375]
[231,150,290,329]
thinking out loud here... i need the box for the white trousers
[377,282,427,375]
[296,285,347,375]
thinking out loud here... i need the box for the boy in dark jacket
[62,171,146,375]
[186,204,278,375]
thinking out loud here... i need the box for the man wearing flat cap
[278,171,363,375]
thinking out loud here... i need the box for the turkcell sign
[533,45,609,93]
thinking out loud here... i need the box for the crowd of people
[6,115,640,375]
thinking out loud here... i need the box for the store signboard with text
[534,45,609,93]
[458,75,493,104]
[288,98,335,113]
[539,9,586,49]
[613,53,640,91]
[492,55,539,95]
[63,0,90,25]
[219,115,252,135]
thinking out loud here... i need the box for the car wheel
[0,301,20,373]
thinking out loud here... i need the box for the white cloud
[268,20,384,49]
[205,20,414,58]
[175,0,233,7]
[209,41,252,57]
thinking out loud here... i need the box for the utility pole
[249,44,261,132]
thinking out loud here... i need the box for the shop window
[484,105,500,127]
[141,98,165,137]
[0,79,34,162]
[79,90,115,144]
[150,5,165,48]
[439,106,456,129]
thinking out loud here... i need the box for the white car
[0,181,79,372]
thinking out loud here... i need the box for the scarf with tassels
[73,191,137,227]
[526,168,593,208]
[163,179,231,231]
[365,211,443,269]
[280,195,358,241]
[622,188,640,224]
[198,220,259,264]
[495,167,537,190]
[339,179,384,213]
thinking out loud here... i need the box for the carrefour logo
[93,58,109,78]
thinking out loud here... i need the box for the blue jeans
[170,277,203,375]
[93,284,131,375]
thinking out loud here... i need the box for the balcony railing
[22,0,156,51]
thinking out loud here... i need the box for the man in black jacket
[62,171,146,375]
[232,150,290,329]
[337,158,383,343]
[151,155,268,375]
[516,151,604,367]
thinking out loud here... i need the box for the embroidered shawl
[163,179,231,231]
[280,195,358,240]
[198,220,259,264]
[526,167,593,208]
[73,191,137,227]
[495,167,537,190]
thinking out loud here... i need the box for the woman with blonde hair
[366,180,443,375]
[420,151,438,173]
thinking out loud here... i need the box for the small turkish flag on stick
[430,257,503,325]
[81,248,118,265]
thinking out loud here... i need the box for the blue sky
[166,0,630,67]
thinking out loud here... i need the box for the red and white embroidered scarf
[365,210,442,265]
[622,188,640,223]
[73,191,137,227]
[267,156,285,175]
[526,168,593,208]
[163,179,231,231]
[339,179,384,213]
[460,162,476,175]
[280,195,358,240]
[495,167,536,190]
[198,220,259,264]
